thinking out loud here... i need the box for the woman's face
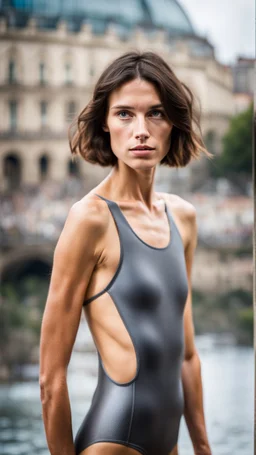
[104,78,173,169]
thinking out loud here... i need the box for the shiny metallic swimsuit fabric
[74,194,189,455]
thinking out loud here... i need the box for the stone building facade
[231,56,255,114]
[0,1,235,193]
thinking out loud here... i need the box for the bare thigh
[78,442,142,455]
[78,442,179,455]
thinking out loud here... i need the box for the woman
[40,52,212,455]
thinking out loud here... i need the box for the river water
[0,328,253,455]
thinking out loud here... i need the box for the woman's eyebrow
[111,104,164,110]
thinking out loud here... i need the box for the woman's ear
[102,124,109,132]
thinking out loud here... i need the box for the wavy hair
[69,51,211,167]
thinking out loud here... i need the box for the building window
[13,1,32,9]
[9,101,18,131]
[39,62,46,85]
[40,101,48,128]
[68,158,79,176]
[8,60,16,84]
[39,154,49,179]
[65,63,73,85]
[4,153,21,189]
[66,101,77,123]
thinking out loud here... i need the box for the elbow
[39,378,48,405]
[39,375,53,405]
[181,350,202,382]
[183,348,200,364]
[39,371,66,405]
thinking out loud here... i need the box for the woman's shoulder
[65,192,111,235]
[54,192,111,262]
[159,192,196,221]
[159,192,197,248]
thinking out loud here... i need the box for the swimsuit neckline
[93,193,173,251]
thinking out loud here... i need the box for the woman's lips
[130,148,155,156]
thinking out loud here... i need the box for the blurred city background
[0,1,254,454]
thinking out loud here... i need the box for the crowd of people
[0,177,253,249]
[0,177,86,247]
[188,192,252,248]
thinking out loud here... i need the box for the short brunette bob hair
[69,51,211,167]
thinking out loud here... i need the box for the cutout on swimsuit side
[85,292,138,386]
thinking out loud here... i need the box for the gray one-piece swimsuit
[75,193,188,455]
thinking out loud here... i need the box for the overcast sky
[179,0,255,65]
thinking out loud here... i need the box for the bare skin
[40,189,190,455]
[40,78,211,455]
[75,189,193,455]
[78,440,179,455]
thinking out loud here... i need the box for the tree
[209,103,253,188]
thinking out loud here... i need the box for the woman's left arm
[181,205,212,455]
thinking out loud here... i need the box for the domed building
[0,0,234,192]
[0,0,197,36]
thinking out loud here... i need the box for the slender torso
[75,192,188,455]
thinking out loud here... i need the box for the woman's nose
[134,117,150,140]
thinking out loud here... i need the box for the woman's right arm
[39,196,109,455]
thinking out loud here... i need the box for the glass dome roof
[1,0,195,36]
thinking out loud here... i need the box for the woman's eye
[150,110,164,118]
[117,111,130,119]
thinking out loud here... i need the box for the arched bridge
[0,243,54,283]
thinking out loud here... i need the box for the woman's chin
[128,158,157,170]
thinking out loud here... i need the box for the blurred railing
[0,129,68,140]
[0,82,90,92]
